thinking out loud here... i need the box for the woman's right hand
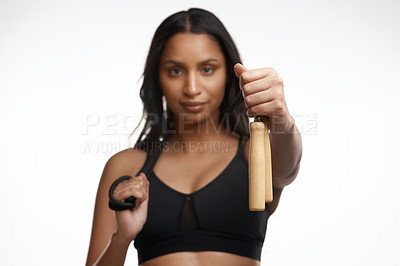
[112,172,150,241]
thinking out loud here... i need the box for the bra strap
[140,135,170,177]
[141,145,164,177]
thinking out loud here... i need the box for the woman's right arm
[85,149,148,266]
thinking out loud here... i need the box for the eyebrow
[162,59,219,66]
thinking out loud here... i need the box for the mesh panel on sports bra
[179,196,199,231]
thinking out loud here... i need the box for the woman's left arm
[234,63,303,189]
[269,116,302,188]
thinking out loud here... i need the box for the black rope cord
[108,175,137,211]
[108,138,168,211]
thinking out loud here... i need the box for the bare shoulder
[103,147,148,182]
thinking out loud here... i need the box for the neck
[167,111,231,153]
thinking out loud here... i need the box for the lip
[181,102,206,112]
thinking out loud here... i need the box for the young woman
[86,8,302,266]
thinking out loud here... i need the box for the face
[158,33,227,125]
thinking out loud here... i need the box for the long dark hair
[131,8,249,151]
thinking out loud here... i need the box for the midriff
[140,251,260,266]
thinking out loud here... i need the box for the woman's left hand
[234,63,295,133]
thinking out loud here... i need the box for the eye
[169,67,183,76]
[202,66,214,74]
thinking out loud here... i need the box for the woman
[86,8,302,266]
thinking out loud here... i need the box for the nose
[183,71,201,96]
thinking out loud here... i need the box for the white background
[1,0,399,265]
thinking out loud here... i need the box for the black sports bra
[133,136,270,264]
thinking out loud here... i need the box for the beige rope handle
[249,116,273,211]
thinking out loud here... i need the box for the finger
[234,63,247,78]
[244,90,275,109]
[247,100,284,117]
[114,176,148,202]
[241,76,278,96]
[139,172,150,185]
[240,67,278,86]
[132,176,149,203]
[114,186,145,203]
[137,173,150,198]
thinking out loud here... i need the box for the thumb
[234,63,248,78]
[139,172,148,180]
[139,172,149,185]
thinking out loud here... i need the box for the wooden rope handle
[249,116,273,212]
[260,116,273,203]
